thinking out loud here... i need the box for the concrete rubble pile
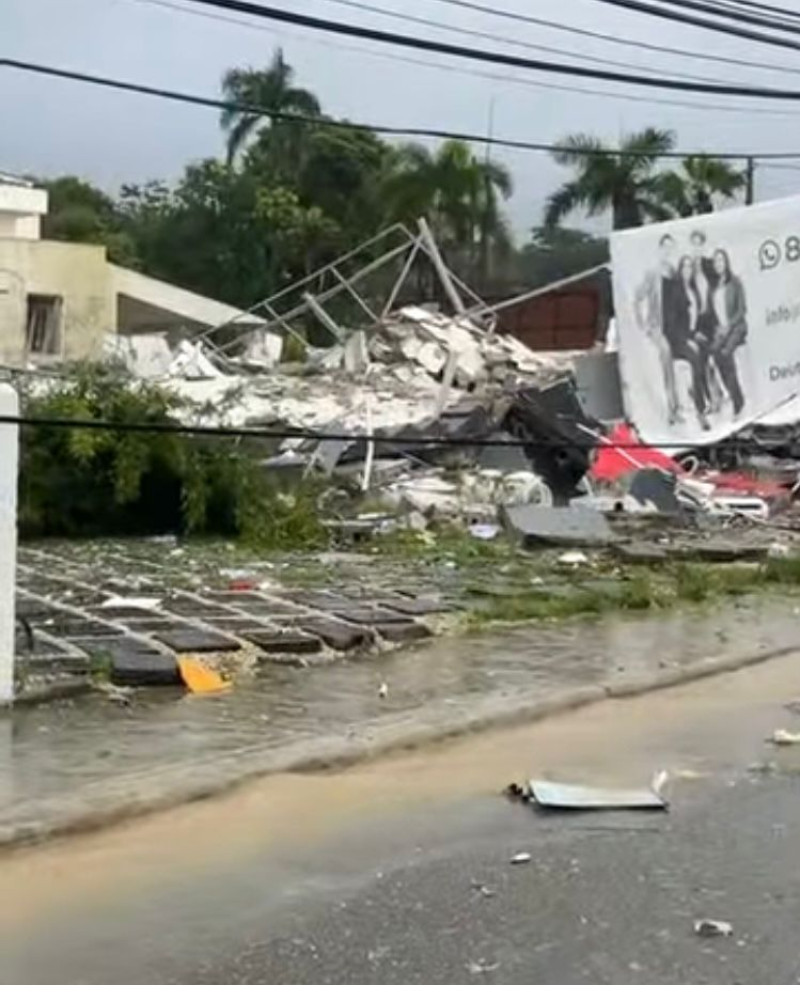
[101,302,591,532]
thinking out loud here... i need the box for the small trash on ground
[510,852,532,865]
[378,682,389,699]
[768,729,800,746]
[471,881,496,899]
[467,960,500,974]
[94,681,134,706]
[694,919,734,939]
[748,760,778,775]
[504,782,529,802]
[529,778,667,811]
[177,656,232,695]
[557,550,590,567]
[469,523,501,541]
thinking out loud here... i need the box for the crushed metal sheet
[529,779,667,811]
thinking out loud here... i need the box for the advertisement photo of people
[633,229,748,433]
[610,197,800,446]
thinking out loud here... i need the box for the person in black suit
[710,248,747,417]
[690,229,724,414]
[666,256,710,429]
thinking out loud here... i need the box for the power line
[706,0,800,23]
[421,0,800,79]
[313,0,732,86]
[645,0,800,33]
[127,0,800,117]
[585,0,800,51]
[0,412,783,452]
[7,56,800,159]
[168,0,800,97]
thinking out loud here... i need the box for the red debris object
[591,423,683,484]
[229,579,258,592]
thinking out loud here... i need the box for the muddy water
[1,596,798,830]
[4,644,800,933]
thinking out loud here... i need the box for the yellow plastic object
[177,656,232,695]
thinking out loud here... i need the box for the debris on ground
[177,656,232,696]
[694,919,734,939]
[768,729,800,746]
[528,779,668,811]
[510,852,532,865]
[467,959,501,975]
[378,682,389,699]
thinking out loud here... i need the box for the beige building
[0,173,266,367]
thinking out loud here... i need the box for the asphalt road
[5,655,800,985]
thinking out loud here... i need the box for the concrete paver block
[154,629,242,654]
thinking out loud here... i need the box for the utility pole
[745,156,756,206]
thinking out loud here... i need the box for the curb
[2,644,798,851]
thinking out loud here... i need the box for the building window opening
[26,295,63,355]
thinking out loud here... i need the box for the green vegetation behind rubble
[18,365,326,548]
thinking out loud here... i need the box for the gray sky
[4,0,800,237]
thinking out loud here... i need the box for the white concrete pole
[0,384,18,706]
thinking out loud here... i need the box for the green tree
[40,176,140,267]
[220,49,321,165]
[384,139,513,279]
[247,122,389,244]
[654,156,746,218]
[545,128,676,230]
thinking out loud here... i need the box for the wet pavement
[5,648,800,985]
[3,585,800,839]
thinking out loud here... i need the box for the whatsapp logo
[759,239,782,270]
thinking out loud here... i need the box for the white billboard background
[611,196,800,446]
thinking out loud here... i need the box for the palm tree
[545,128,676,230]
[220,49,321,165]
[384,139,513,279]
[654,156,746,218]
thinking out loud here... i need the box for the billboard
[610,196,800,445]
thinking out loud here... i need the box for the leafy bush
[17,365,326,547]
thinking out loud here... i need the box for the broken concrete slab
[629,469,682,515]
[669,540,769,563]
[244,629,323,656]
[615,542,670,564]
[154,629,242,654]
[503,504,615,549]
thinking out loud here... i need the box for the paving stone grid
[14,546,451,689]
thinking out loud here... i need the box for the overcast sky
[4,0,800,237]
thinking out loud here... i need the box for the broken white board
[529,779,667,811]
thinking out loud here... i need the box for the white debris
[100,596,162,611]
[510,852,532,865]
[378,682,389,699]
[167,340,222,380]
[769,729,800,746]
[694,919,734,939]
[558,551,590,567]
